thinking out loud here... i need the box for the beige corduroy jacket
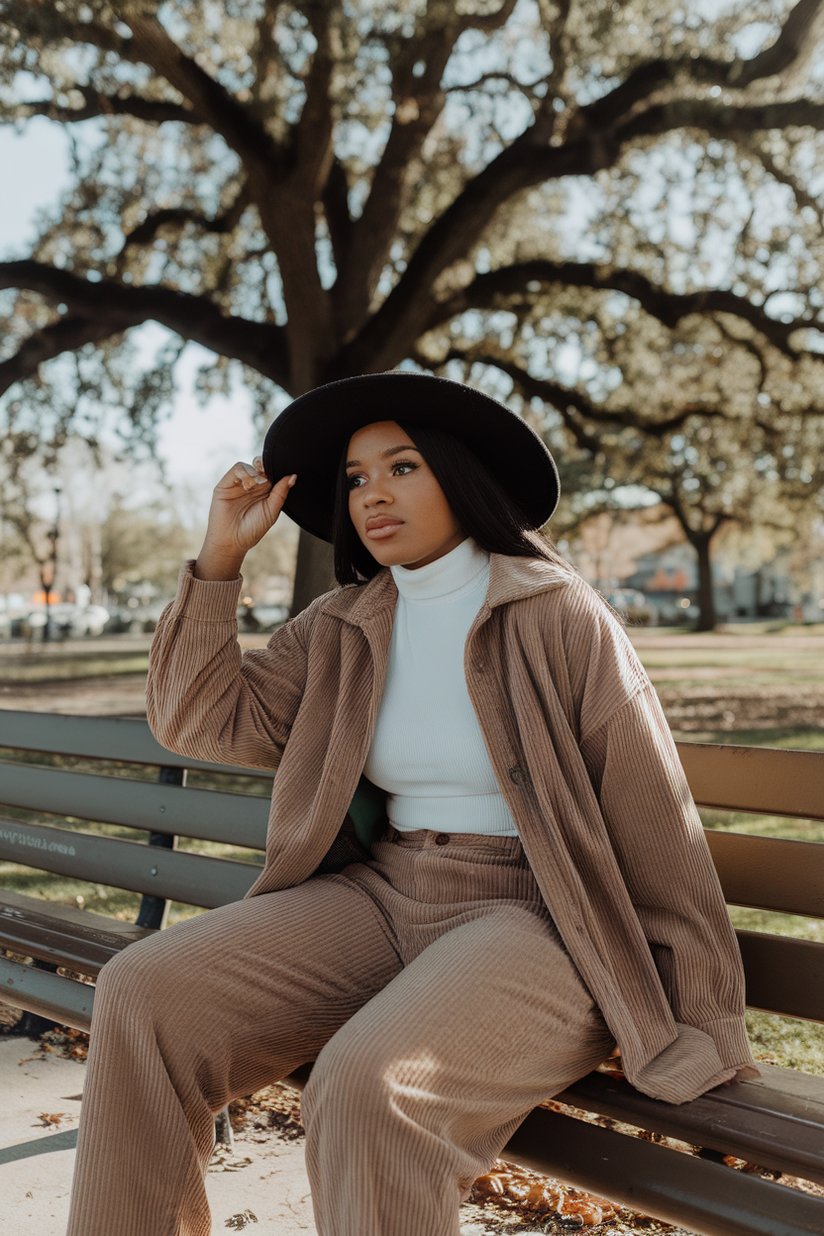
[147,554,755,1105]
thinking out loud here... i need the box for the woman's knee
[302,1023,434,1137]
[93,930,195,1033]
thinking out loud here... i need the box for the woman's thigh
[92,874,403,1104]
[304,903,612,1161]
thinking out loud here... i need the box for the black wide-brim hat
[262,372,559,542]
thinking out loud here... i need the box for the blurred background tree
[1,0,824,625]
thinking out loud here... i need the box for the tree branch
[614,96,824,148]
[426,261,823,355]
[15,87,204,127]
[2,9,141,62]
[458,0,520,34]
[0,261,289,393]
[742,138,824,228]
[733,0,824,86]
[0,315,116,400]
[336,69,820,377]
[437,347,723,442]
[119,185,251,252]
[333,3,470,338]
[288,0,336,195]
[331,0,519,339]
[322,158,353,275]
[119,9,336,381]
[446,71,545,98]
[336,0,824,370]
[120,11,281,174]
[574,0,824,134]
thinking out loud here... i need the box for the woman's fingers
[270,472,297,500]
[222,460,269,492]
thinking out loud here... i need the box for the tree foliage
[2,0,824,621]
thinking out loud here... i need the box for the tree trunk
[692,532,717,632]
[289,529,336,618]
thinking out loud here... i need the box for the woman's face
[346,421,464,570]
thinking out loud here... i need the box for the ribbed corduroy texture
[143,555,754,1105]
[67,832,613,1236]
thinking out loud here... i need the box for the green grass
[746,1009,824,1075]
[0,657,149,683]
[640,647,822,669]
[670,725,824,750]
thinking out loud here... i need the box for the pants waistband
[383,825,523,851]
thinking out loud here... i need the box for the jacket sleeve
[146,561,314,770]
[580,683,754,1070]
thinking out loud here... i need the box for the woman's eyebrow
[345,445,422,467]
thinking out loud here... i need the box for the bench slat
[0,762,269,850]
[0,954,95,1032]
[0,819,259,908]
[737,929,824,1022]
[0,710,275,778]
[678,742,824,822]
[503,1101,824,1236]
[707,831,824,919]
[0,889,152,975]
[559,1064,824,1187]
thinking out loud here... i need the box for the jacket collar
[320,552,571,630]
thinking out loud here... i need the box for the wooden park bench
[1,706,823,1236]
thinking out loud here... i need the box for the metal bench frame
[1,709,823,1236]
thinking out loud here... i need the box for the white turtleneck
[362,537,518,836]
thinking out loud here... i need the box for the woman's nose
[363,478,391,504]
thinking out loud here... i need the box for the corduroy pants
[66,829,615,1236]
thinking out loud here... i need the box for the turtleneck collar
[390,536,490,604]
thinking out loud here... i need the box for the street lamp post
[42,484,61,643]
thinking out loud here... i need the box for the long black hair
[332,420,572,586]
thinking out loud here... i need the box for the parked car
[26,603,111,637]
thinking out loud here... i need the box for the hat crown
[262,372,559,543]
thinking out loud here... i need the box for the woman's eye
[346,474,364,489]
[393,461,417,475]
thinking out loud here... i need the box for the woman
[67,372,754,1236]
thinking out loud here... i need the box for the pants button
[435,833,450,846]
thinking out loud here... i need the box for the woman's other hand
[194,458,296,581]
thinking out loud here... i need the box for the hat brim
[262,373,559,543]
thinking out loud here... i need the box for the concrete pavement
[0,1036,502,1236]
[0,1035,317,1235]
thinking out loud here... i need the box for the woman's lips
[365,519,404,540]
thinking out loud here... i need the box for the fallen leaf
[224,1211,258,1230]
[469,1160,617,1228]
[208,1150,253,1174]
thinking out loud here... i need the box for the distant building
[566,506,824,625]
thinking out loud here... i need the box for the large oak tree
[2,0,824,617]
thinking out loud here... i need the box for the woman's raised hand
[194,457,296,581]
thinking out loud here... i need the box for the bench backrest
[1,711,823,1023]
[0,711,272,914]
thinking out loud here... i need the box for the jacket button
[435,833,450,846]
[509,766,522,785]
